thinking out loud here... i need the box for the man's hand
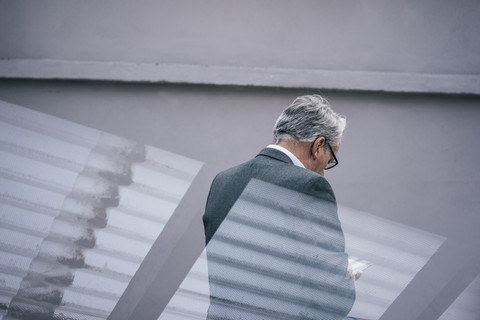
[348,264,362,281]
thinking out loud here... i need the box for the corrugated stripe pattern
[0,101,202,320]
[161,190,445,320]
[162,179,355,320]
[339,205,445,319]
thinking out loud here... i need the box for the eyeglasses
[324,142,339,170]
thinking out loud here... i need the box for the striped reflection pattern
[338,206,445,319]
[206,178,355,320]
[161,194,446,320]
[0,101,202,320]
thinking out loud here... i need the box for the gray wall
[1,0,479,74]
[1,0,479,319]
[0,80,479,319]
[1,0,479,94]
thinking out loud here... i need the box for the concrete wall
[1,0,479,74]
[0,79,479,319]
[1,0,479,93]
[0,0,479,319]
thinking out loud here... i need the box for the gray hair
[273,95,346,147]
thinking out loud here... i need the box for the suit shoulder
[308,172,336,201]
[288,168,336,201]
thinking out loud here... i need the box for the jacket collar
[256,147,294,165]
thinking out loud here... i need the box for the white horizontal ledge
[1,59,479,95]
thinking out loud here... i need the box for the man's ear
[312,137,326,159]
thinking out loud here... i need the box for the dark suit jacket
[203,148,355,319]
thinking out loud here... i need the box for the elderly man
[203,95,357,320]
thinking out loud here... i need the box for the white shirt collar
[266,144,305,168]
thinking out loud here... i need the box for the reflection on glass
[161,186,446,320]
[206,179,355,320]
[162,178,355,320]
[338,206,445,319]
[438,274,480,320]
[0,100,202,319]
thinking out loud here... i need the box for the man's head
[273,95,346,175]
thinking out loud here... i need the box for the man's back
[203,148,355,319]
